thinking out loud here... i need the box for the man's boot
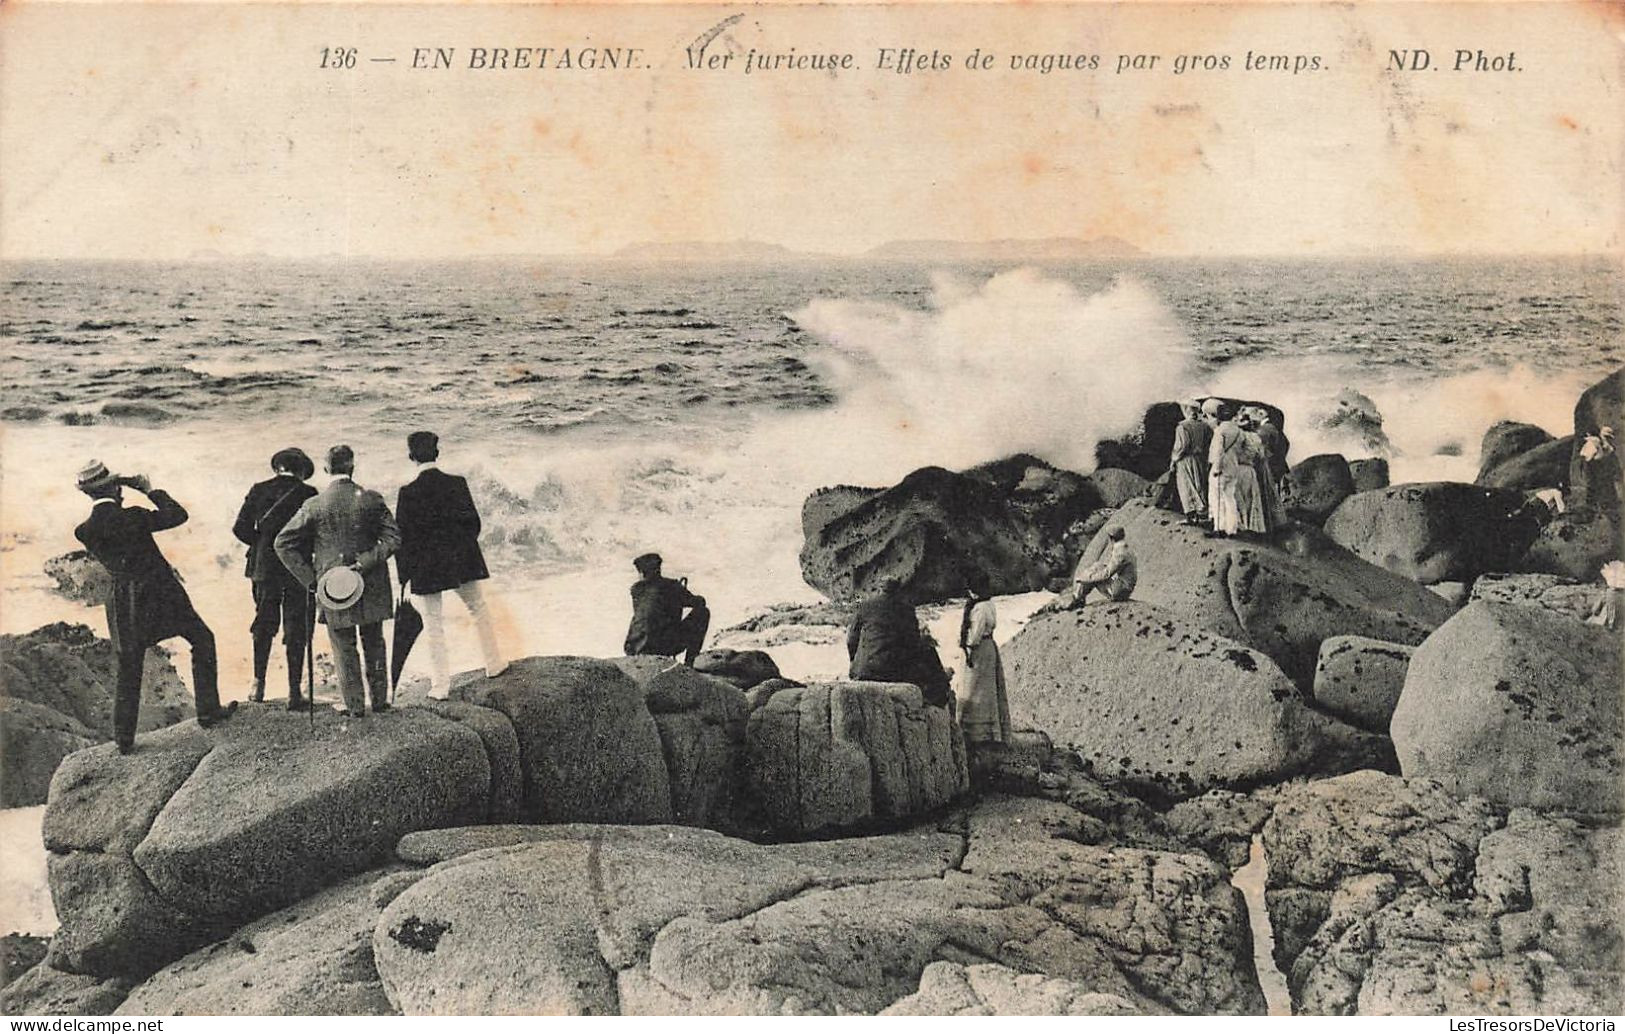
[250,678,265,703]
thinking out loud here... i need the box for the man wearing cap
[232,447,318,708]
[395,430,506,697]
[1036,526,1138,613]
[73,460,237,753]
[624,553,709,667]
[274,445,401,717]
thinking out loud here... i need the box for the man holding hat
[624,552,709,667]
[73,460,236,753]
[395,430,506,697]
[274,445,401,717]
[232,447,318,708]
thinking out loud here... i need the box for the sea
[0,254,1619,935]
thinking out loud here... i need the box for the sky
[1,2,1620,259]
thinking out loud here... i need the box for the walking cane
[307,588,317,732]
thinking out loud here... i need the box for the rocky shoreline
[3,368,1620,1016]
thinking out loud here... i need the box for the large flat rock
[1074,501,1452,687]
[1394,601,1622,813]
[1006,603,1381,797]
[372,801,1263,1015]
[1263,772,1620,1015]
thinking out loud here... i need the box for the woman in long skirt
[953,571,1010,747]
[1205,400,1243,536]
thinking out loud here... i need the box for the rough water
[1,255,1617,939]
[2,255,1617,677]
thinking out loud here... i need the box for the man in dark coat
[232,447,318,708]
[396,431,505,696]
[274,445,400,717]
[73,460,237,753]
[846,578,951,707]
[624,552,709,666]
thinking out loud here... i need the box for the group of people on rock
[1171,398,1290,538]
[72,432,506,750]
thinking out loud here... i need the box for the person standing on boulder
[846,577,951,707]
[395,431,507,697]
[953,571,1010,746]
[274,445,400,717]
[73,460,238,753]
[624,552,710,667]
[232,447,318,709]
[1169,399,1212,523]
[1205,399,1245,537]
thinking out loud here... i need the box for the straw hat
[75,459,120,494]
[316,566,365,610]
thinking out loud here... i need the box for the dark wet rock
[1324,482,1535,585]
[1,620,194,805]
[1476,421,1556,480]
[1478,435,1574,494]
[1393,601,1622,814]
[799,459,1094,603]
[1517,508,1621,581]
[0,934,48,992]
[1347,458,1390,492]
[1312,636,1414,734]
[43,550,112,606]
[692,648,781,690]
[1281,454,1356,526]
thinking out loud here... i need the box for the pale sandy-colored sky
[1,2,1620,258]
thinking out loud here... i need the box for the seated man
[624,552,709,667]
[1039,527,1137,613]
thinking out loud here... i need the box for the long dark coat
[846,593,950,706]
[232,474,318,582]
[273,478,400,629]
[395,468,489,594]
[75,492,203,655]
[624,576,703,656]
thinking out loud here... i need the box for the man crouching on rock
[1036,527,1138,615]
[73,460,238,753]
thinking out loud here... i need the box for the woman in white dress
[1205,399,1243,536]
[953,571,1010,747]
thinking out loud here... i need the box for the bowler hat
[75,459,120,494]
[271,447,315,480]
[316,566,365,611]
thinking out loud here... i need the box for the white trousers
[417,580,504,694]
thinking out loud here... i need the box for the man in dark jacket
[232,447,318,708]
[624,552,709,666]
[846,578,951,707]
[396,431,505,696]
[73,460,237,752]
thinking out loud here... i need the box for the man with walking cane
[232,447,318,709]
[274,445,400,718]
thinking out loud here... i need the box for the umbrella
[390,589,423,700]
[307,589,317,730]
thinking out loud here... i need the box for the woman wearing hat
[232,448,318,708]
[74,460,237,752]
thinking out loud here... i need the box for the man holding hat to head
[232,447,318,708]
[73,460,237,753]
[395,430,506,697]
[624,552,709,667]
[274,445,401,717]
